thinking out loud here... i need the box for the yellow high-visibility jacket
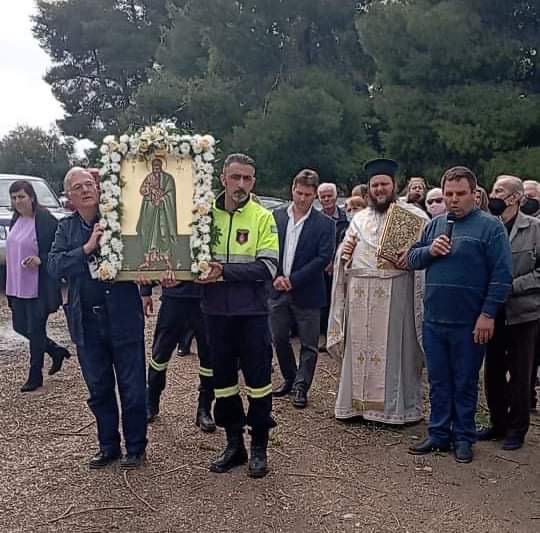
[201,192,278,316]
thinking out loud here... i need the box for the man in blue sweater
[407,166,512,463]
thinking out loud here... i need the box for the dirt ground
[0,291,539,533]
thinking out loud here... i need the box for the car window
[0,179,60,209]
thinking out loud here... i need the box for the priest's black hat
[364,158,399,181]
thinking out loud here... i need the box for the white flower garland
[97,125,216,281]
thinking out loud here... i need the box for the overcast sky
[0,1,64,138]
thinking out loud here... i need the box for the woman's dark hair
[9,180,42,228]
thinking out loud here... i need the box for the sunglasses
[427,198,443,205]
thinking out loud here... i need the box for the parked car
[258,195,288,211]
[0,174,70,269]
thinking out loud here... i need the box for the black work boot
[248,428,269,478]
[195,389,216,433]
[147,389,160,423]
[209,427,248,473]
[48,346,71,376]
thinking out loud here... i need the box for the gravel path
[0,292,539,533]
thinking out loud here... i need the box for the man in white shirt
[270,170,336,408]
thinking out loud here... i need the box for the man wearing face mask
[477,176,540,450]
[521,180,540,217]
[425,188,447,218]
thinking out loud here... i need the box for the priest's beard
[368,191,397,213]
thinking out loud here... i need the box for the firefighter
[140,281,215,432]
[198,153,279,478]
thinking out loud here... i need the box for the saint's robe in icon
[136,170,177,265]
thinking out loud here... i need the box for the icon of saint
[136,157,177,269]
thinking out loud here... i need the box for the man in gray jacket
[478,175,540,450]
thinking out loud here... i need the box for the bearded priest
[327,159,428,424]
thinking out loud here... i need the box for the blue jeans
[78,309,147,456]
[423,321,485,445]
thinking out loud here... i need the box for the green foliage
[0,126,75,192]
[126,0,374,191]
[33,0,540,191]
[33,0,169,141]
[359,0,540,186]
[231,70,378,193]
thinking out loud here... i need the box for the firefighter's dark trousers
[205,314,275,431]
[148,297,213,398]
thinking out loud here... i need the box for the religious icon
[95,126,217,282]
[116,153,195,280]
[136,158,178,270]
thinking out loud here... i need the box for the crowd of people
[3,155,539,477]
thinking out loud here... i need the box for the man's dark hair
[223,153,255,172]
[441,166,478,192]
[292,169,319,191]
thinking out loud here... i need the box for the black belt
[83,305,107,315]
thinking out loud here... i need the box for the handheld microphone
[445,212,457,241]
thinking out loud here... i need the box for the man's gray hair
[64,167,93,192]
[223,153,255,171]
[318,182,337,197]
[523,180,540,191]
[426,187,443,200]
[495,175,524,197]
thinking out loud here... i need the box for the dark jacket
[271,206,336,308]
[8,208,62,315]
[505,211,540,325]
[408,208,513,325]
[140,281,201,300]
[48,212,144,347]
[328,206,349,247]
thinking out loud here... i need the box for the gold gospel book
[376,203,425,267]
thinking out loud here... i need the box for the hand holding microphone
[429,213,456,257]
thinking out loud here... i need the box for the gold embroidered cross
[374,287,387,299]
[354,285,365,298]
[370,353,383,365]
[328,325,340,337]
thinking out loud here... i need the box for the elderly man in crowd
[328,158,428,425]
[48,168,147,469]
[270,170,335,408]
[408,166,512,463]
[425,188,447,218]
[476,176,540,450]
[317,182,348,352]
[522,180,540,217]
